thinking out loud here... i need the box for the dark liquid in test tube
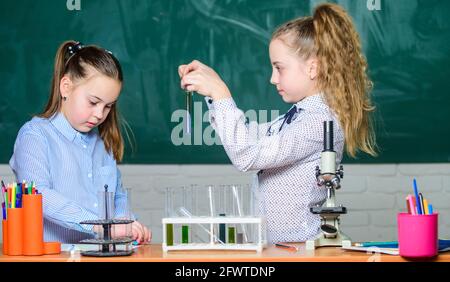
[185,91,193,135]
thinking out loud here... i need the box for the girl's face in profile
[269,38,318,103]
[60,70,121,133]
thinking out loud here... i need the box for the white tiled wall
[1,164,449,243]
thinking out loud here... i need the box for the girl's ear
[308,58,319,80]
[60,75,73,99]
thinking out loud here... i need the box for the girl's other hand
[94,220,152,244]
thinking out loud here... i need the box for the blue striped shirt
[9,112,130,243]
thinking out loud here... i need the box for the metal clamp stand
[306,121,351,250]
[79,185,134,257]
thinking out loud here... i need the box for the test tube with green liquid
[166,224,174,246]
[227,185,237,244]
[228,226,236,244]
[165,187,174,246]
[182,225,190,244]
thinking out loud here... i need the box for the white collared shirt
[206,93,344,243]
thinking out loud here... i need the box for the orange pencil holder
[23,194,44,255]
[2,193,60,256]
[6,208,23,256]
[2,219,8,255]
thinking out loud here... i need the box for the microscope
[305,121,351,250]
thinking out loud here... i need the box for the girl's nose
[94,107,104,120]
[270,70,278,85]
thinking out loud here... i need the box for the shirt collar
[50,112,92,143]
[294,92,328,111]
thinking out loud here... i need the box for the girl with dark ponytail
[10,40,151,244]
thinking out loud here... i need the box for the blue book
[357,240,450,251]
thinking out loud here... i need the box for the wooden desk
[1,243,449,262]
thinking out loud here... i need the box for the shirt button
[83,145,87,149]
[94,203,98,208]
[88,173,92,178]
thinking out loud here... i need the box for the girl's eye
[89,101,97,106]
[105,105,112,109]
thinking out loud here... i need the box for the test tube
[181,225,189,244]
[245,184,255,243]
[233,185,247,243]
[236,232,244,244]
[228,226,236,244]
[245,184,253,216]
[207,185,216,217]
[218,185,226,243]
[121,187,133,252]
[182,186,187,211]
[219,213,226,243]
[227,185,237,244]
[181,186,191,244]
[190,184,198,216]
[165,187,174,246]
[165,187,172,218]
[182,185,194,213]
[185,91,193,135]
[121,187,133,239]
[189,184,198,241]
[166,224,174,246]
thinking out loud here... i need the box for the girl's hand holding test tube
[178,60,231,101]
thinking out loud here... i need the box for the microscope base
[305,232,351,250]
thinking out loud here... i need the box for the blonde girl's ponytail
[313,3,377,157]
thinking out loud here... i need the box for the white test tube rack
[162,216,266,252]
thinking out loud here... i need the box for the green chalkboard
[1,0,449,164]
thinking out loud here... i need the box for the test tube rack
[78,218,134,257]
[162,216,266,252]
[78,184,134,257]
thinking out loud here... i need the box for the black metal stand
[79,185,134,257]
[79,219,134,257]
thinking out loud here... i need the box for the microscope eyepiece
[323,121,334,152]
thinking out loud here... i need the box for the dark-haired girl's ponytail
[42,40,77,115]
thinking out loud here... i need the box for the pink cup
[397,212,438,258]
